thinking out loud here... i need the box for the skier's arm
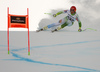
[76,15,82,32]
[78,22,82,29]
[78,21,82,32]
[56,10,68,15]
[53,10,68,17]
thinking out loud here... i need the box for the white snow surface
[0,27,100,72]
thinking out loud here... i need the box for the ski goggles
[70,9,75,12]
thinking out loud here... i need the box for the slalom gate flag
[8,15,28,28]
[7,7,30,55]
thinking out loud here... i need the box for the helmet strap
[71,12,76,15]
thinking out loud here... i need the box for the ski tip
[51,30,55,33]
[52,30,56,33]
[36,29,44,32]
[36,30,40,32]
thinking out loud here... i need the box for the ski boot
[51,27,62,33]
[36,28,44,32]
[36,26,48,32]
[51,29,58,33]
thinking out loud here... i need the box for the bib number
[67,15,74,22]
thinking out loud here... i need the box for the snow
[0,30,100,72]
[0,0,100,71]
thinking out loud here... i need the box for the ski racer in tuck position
[36,6,82,32]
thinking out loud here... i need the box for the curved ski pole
[82,28,97,31]
[86,28,97,31]
[44,13,52,15]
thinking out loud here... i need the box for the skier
[36,6,82,32]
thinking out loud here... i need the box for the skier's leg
[51,18,68,32]
[37,18,66,32]
[39,23,59,31]
[52,20,73,32]
[44,18,66,30]
[47,21,62,28]
[56,19,69,31]
[54,22,68,31]
[56,19,73,31]
[36,22,60,32]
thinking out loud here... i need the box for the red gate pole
[7,7,10,54]
[27,8,30,55]
[7,7,30,55]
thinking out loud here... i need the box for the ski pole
[82,28,97,31]
[86,28,97,31]
[44,13,52,15]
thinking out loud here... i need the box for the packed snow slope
[0,26,100,72]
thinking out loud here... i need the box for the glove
[53,14,57,17]
[78,29,82,32]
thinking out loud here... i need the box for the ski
[36,28,97,32]
[36,29,43,32]
[51,29,58,33]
